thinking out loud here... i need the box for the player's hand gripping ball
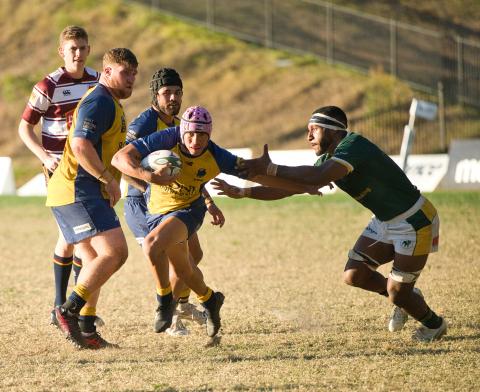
[141,150,182,176]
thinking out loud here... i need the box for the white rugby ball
[140,150,182,175]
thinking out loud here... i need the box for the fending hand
[237,144,272,179]
[211,178,245,199]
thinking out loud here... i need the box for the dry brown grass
[0,192,479,391]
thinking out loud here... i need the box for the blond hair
[103,48,138,68]
[59,25,89,45]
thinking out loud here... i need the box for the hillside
[335,0,480,40]
[0,0,477,185]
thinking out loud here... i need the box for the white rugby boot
[388,287,423,332]
[176,302,206,325]
[412,317,447,342]
[166,314,189,336]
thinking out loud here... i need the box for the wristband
[97,167,108,181]
[266,163,278,176]
[98,168,113,184]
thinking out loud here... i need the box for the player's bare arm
[18,119,60,172]
[240,144,347,188]
[71,137,121,206]
[111,144,177,186]
[211,178,301,200]
[202,188,225,227]
[122,174,147,193]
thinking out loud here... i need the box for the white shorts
[361,196,440,256]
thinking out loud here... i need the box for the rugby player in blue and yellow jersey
[124,69,224,336]
[46,48,138,349]
[112,106,242,338]
[214,105,447,342]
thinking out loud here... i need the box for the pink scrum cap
[180,106,212,140]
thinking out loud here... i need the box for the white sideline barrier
[17,173,46,196]
[205,148,253,196]
[390,154,449,192]
[0,157,16,195]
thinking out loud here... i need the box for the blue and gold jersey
[315,132,420,221]
[132,127,240,215]
[126,107,180,197]
[46,84,127,206]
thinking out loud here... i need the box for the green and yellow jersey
[316,132,421,221]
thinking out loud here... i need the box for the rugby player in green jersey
[212,105,446,342]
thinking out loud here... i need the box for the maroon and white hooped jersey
[22,66,100,156]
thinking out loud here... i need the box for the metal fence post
[264,0,273,48]
[326,2,333,64]
[438,81,446,152]
[456,35,464,105]
[207,0,215,27]
[390,19,397,76]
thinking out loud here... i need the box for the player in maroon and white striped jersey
[18,26,102,332]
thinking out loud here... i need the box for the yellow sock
[73,283,91,301]
[156,285,172,296]
[197,287,213,303]
[79,306,96,317]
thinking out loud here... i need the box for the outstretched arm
[211,178,321,201]
[239,144,348,187]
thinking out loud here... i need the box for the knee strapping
[348,249,381,270]
[389,267,422,283]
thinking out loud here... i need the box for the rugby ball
[140,150,182,176]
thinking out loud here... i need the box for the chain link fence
[134,0,480,153]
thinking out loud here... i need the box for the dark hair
[312,106,348,129]
[150,68,183,108]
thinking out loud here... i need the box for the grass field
[0,192,479,391]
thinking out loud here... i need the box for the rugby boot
[51,308,104,328]
[54,306,84,349]
[176,302,206,325]
[412,317,447,342]
[50,308,60,329]
[166,314,189,337]
[94,315,105,328]
[388,287,423,332]
[154,299,176,333]
[201,291,225,337]
[82,331,118,349]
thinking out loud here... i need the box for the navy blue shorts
[124,196,149,244]
[51,199,120,244]
[147,198,207,239]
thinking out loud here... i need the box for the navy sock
[79,315,97,333]
[73,255,82,285]
[378,290,388,297]
[63,291,87,314]
[419,308,443,329]
[157,292,173,307]
[53,254,73,307]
